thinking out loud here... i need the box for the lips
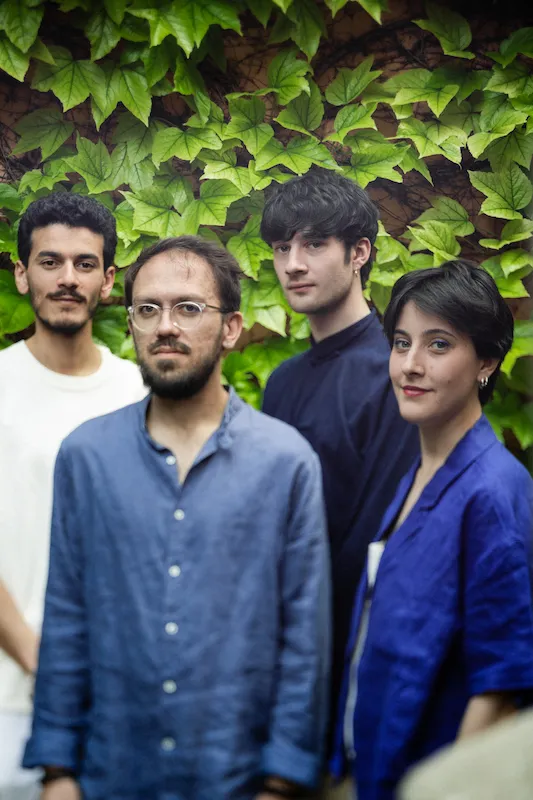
[288,283,314,291]
[402,386,431,397]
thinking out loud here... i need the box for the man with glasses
[23,236,331,800]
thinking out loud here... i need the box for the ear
[221,311,243,352]
[477,357,499,385]
[100,266,116,300]
[14,261,29,296]
[350,238,372,272]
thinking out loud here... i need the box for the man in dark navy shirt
[261,169,419,753]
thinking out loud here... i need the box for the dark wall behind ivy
[0,0,532,463]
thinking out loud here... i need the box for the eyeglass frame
[127,300,231,332]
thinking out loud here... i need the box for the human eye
[137,304,159,318]
[40,259,57,268]
[307,240,324,250]
[178,302,202,316]
[393,337,410,351]
[273,243,290,254]
[78,261,96,271]
[430,339,450,353]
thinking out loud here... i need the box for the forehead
[30,224,104,260]
[133,250,217,300]
[276,231,341,245]
[396,301,458,335]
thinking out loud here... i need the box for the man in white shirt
[0,192,146,800]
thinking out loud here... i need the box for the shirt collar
[137,386,244,454]
[309,311,380,364]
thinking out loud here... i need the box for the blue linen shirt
[263,313,419,724]
[23,390,331,800]
[332,415,533,800]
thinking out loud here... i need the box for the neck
[25,320,102,376]
[147,366,229,437]
[309,283,371,343]
[418,399,482,476]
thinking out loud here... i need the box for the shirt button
[166,455,176,466]
[169,565,181,578]
[174,509,185,521]
[165,622,179,635]
[161,737,175,751]
[163,680,177,694]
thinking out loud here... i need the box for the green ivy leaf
[226,216,272,278]
[153,171,194,212]
[396,118,462,163]
[485,62,533,99]
[141,38,174,86]
[0,270,35,335]
[408,220,461,262]
[345,143,407,188]
[122,186,183,237]
[117,65,151,125]
[481,255,530,298]
[412,196,474,236]
[326,103,377,143]
[398,144,433,184]
[275,80,324,135]
[13,107,74,159]
[66,136,128,194]
[324,0,351,16]
[0,184,22,212]
[498,248,533,277]
[501,320,533,375]
[325,57,381,105]
[0,0,43,53]
[18,160,67,194]
[468,164,533,220]
[112,112,158,165]
[119,13,150,43]
[266,48,311,105]
[390,69,460,117]
[271,0,294,12]
[85,10,121,60]
[286,0,325,59]
[27,36,56,64]
[0,30,29,80]
[439,100,480,137]
[496,27,533,69]
[92,305,128,355]
[414,2,473,58]
[482,129,533,170]
[31,46,101,110]
[201,163,253,194]
[153,126,221,167]
[226,96,274,156]
[129,3,193,55]
[479,218,533,250]
[255,136,338,173]
[356,0,388,23]
[104,0,127,25]
[179,180,243,234]
[124,158,157,192]
[246,0,274,27]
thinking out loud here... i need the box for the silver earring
[479,377,489,388]
[354,269,359,277]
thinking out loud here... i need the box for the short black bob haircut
[124,235,242,313]
[383,259,514,405]
[260,167,379,286]
[18,192,117,271]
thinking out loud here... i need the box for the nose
[156,307,181,337]
[402,344,424,376]
[57,261,80,288]
[285,245,307,276]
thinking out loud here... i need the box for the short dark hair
[383,259,514,405]
[124,236,242,312]
[18,192,117,271]
[260,167,379,286]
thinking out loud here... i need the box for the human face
[130,250,242,400]
[272,232,356,316]
[15,224,114,335]
[389,301,494,430]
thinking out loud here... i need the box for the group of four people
[0,169,531,800]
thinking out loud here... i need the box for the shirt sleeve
[23,444,90,772]
[261,451,331,788]
[463,488,533,698]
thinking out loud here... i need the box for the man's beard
[30,287,98,336]
[137,331,224,401]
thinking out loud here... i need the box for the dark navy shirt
[332,415,533,800]
[23,390,331,799]
[262,312,419,720]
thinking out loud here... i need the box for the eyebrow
[394,327,457,338]
[134,294,207,305]
[36,251,100,261]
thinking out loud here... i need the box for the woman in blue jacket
[332,259,533,800]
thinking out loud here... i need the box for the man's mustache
[48,290,85,303]
[149,338,191,355]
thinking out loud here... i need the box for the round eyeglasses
[128,301,228,333]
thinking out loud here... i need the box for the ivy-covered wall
[0,0,532,459]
